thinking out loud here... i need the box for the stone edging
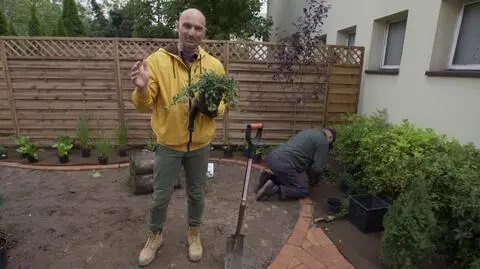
[0,157,353,268]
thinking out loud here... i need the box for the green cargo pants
[149,144,210,233]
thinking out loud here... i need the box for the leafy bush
[332,109,480,268]
[380,174,437,269]
[357,120,447,199]
[332,109,390,191]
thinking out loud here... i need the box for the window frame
[448,0,480,70]
[346,31,356,46]
[381,18,407,69]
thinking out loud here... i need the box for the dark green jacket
[273,128,329,177]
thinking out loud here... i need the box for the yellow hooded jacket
[131,44,226,152]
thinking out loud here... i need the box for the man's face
[176,12,206,52]
[324,129,334,143]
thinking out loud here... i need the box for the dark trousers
[266,152,310,200]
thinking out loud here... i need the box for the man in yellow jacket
[130,8,226,266]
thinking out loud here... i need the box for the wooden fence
[0,36,364,147]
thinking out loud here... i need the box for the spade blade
[224,234,244,269]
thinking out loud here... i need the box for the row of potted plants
[12,113,129,165]
[222,142,277,163]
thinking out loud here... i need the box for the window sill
[365,69,399,75]
[425,70,480,78]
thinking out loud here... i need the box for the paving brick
[270,244,302,269]
[287,258,302,269]
[287,217,310,246]
[327,261,355,269]
[295,248,327,269]
[301,240,345,267]
[306,227,333,247]
[292,264,309,269]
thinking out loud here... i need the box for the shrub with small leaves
[380,173,437,269]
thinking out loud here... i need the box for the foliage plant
[271,0,331,99]
[165,70,238,114]
[381,174,437,269]
[333,108,480,268]
[15,136,39,161]
[76,112,90,150]
[117,121,128,150]
[95,137,112,158]
[52,135,74,157]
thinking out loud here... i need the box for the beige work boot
[187,226,203,262]
[138,230,163,266]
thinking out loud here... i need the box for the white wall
[267,0,309,41]
[269,0,480,146]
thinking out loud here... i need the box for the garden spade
[225,123,263,269]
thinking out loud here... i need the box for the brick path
[0,156,355,268]
[267,198,354,269]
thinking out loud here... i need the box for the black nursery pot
[253,153,262,163]
[118,148,127,157]
[81,147,91,158]
[0,236,7,269]
[26,154,38,163]
[58,154,69,164]
[327,197,342,214]
[98,156,108,165]
[223,147,233,158]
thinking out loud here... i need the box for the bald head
[179,8,206,27]
[176,8,207,54]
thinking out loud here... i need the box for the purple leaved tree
[270,0,331,100]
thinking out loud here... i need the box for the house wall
[267,0,309,41]
[268,0,480,146]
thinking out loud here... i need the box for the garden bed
[0,162,298,268]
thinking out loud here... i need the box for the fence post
[322,46,334,128]
[0,39,19,136]
[223,42,230,145]
[113,38,125,125]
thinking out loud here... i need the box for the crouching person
[255,128,336,201]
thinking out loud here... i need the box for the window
[318,35,327,45]
[382,19,407,68]
[347,32,356,46]
[449,1,480,70]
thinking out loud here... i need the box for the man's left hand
[198,92,221,118]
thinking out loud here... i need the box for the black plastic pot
[118,148,127,157]
[327,197,342,214]
[58,154,69,164]
[348,194,389,233]
[0,236,7,269]
[26,154,38,163]
[253,153,262,163]
[98,156,108,165]
[223,147,233,158]
[81,148,91,158]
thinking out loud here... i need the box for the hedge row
[332,110,480,269]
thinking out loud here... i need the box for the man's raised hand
[130,60,149,91]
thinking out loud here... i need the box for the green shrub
[380,174,437,269]
[424,148,480,268]
[357,120,448,199]
[333,109,480,268]
[332,109,390,191]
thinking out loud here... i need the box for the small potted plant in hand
[116,121,128,157]
[95,137,112,165]
[52,135,74,164]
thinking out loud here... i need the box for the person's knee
[150,189,172,209]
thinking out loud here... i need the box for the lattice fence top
[0,37,364,65]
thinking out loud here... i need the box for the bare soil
[0,160,298,269]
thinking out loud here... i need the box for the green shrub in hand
[165,70,238,115]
